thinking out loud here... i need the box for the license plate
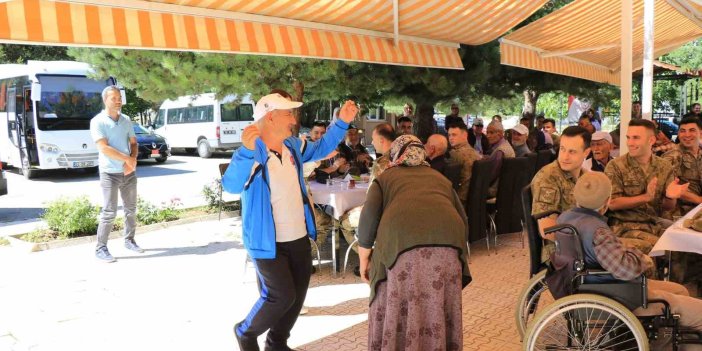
[151,149,160,155]
[73,161,93,168]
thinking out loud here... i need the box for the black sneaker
[124,239,144,253]
[95,247,116,263]
[234,323,260,351]
[353,265,361,277]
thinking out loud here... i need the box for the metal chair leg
[218,184,223,221]
[520,219,525,249]
[343,237,359,276]
[309,237,322,272]
[466,240,471,264]
[489,213,498,254]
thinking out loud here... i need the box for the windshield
[36,75,110,131]
[133,124,150,135]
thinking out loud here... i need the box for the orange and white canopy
[499,0,702,85]
[0,0,546,70]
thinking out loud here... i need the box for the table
[309,181,369,276]
[650,203,702,257]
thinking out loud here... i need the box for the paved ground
[0,152,239,235]
[0,218,529,351]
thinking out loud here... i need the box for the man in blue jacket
[223,90,357,351]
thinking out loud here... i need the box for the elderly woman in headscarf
[358,135,472,351]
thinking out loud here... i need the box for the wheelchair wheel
[524,293,648,351]
[515,270,554,339]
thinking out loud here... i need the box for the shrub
[136,197,182,225]
[202,178,240,213]
[42,196,99,238]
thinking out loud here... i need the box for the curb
[6,210,241,253]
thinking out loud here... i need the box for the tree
[0,44,70,63]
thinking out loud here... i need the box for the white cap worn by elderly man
[591,131,613,145]
[253,93,303,121]
[574,171,612,210]
[511,124,529,136]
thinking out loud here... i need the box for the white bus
[0,61,118,178]
[153,93,255,158]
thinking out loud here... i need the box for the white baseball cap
[253,93,303,121]
[592,131,613,144]
[511,124,530,136]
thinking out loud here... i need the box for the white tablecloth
[650,203,702,257]
[309,181,369,219]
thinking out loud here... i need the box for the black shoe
[264,341,294,351]
[353,265,361,277]
[311,265,317,274]
[234,323,260,351]
[124,239,144,253]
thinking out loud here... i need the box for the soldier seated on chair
[604,119,688,254]
[531,126,591,262]
[339,123,395,257]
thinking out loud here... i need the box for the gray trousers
[96,172,137,250]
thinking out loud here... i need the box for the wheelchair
[522,223,702,350]
[514,186,557,338]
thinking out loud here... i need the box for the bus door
[21,86,38,165]
[220,101,254,145]
[5,87,22,166]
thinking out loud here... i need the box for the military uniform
[340,155,391,252]
[531,160,580,262]
[604,153,675,253]
[662,144,702,214]
[531,160,578,216]
[449,143,481,204]
[662,145,702,283]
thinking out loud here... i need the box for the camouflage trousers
[610,218,671,254]
[339,205,363,254]
[312,205,333,256]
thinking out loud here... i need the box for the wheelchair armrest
[648,298,672,318]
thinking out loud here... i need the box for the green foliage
[21,229,57,243]
[42,196,99,238]
[136,197,182,225]
[0,237,9,246]
[0,44,70,63]
[202,179,240,212]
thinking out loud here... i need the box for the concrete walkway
[0,218,529,351]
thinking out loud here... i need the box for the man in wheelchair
[550,172,702,349]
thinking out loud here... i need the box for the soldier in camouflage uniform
[605,119,688,254]
[661,117,702,282]
[531,126,591,262]
[662,117,702,215]
[340,123,395,255]
[447,123,481,204]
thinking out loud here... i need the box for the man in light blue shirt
[89,86,141,262]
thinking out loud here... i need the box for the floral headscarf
[387,134,430,169]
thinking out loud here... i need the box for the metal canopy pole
[642,0,655,120]
[620,0,633,155]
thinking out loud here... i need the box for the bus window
[238,104,254,121]
[194,105,213,123]
[154,109,165,128]
[167,108,179,124]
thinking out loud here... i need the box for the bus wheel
[198,140,213,158]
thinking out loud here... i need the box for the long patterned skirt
[368,246,463,351]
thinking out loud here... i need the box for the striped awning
[499,0,702,85]
[0,0,547,70]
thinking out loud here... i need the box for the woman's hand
[359,247,372,284]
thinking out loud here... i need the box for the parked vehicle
[0,61,119,178]
[153,93,255,158]
[657,119,679,141]
[133,124,169,163]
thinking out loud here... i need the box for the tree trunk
[292,80,304,135]
[415,102,437,143]
[522,89,540,117]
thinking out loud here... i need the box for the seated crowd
[302,104,702,349]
